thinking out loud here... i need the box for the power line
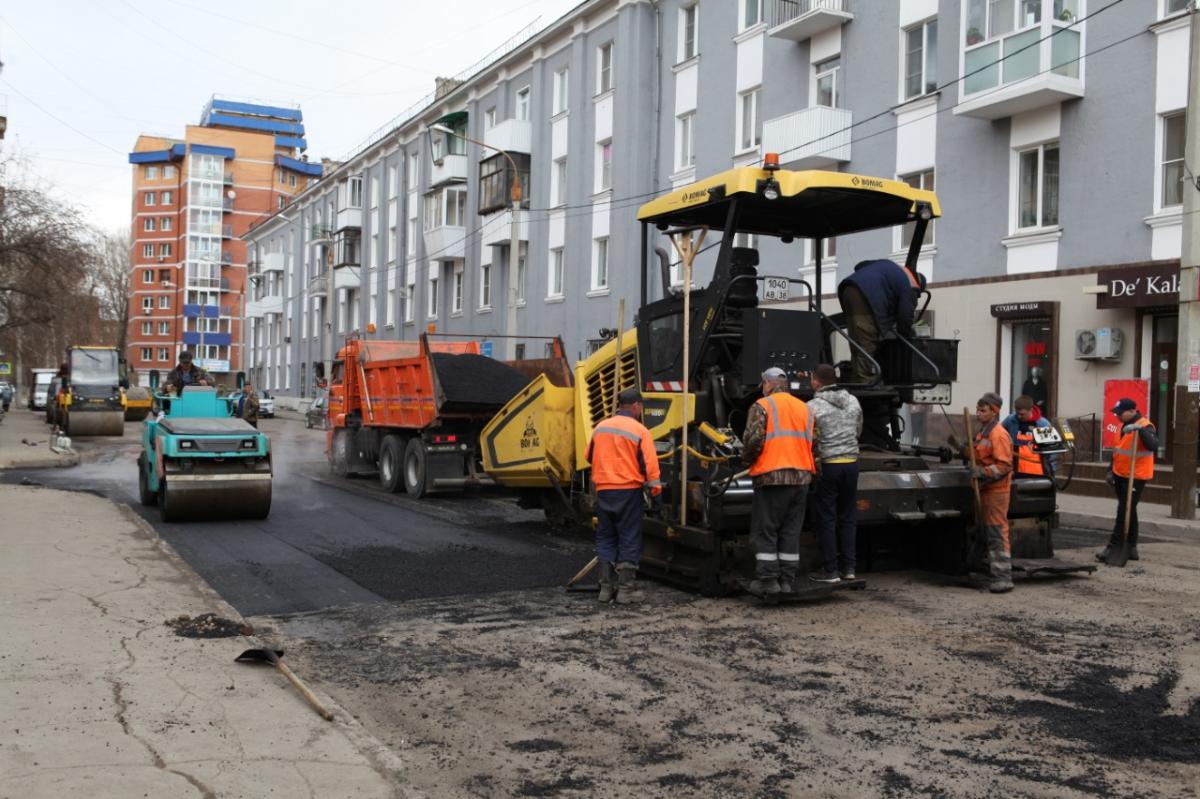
[0,79,125,155]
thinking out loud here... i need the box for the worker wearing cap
[586,387,662,604]
[741,367,815,596]
[837,259,926,384]
[1002,395,1055,478]
[1098,398,1158,564]
[966,392,1014,593]
[166,351,212,395]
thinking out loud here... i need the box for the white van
[30,369,56,410]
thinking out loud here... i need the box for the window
[141,347,152,361]
[159,295,171,309]
[158,321,170,335]
[480,263,492,308]
[424,193,441,232]
[278,196,286,210]
[597,42,613,94]
[141,321,152,335]
[141,270,152,284]
[425,188,468,229]
[141,297,153,313]
[289,173,298,187]
[740,0,763,30]
[738,89,760,151]
[159,269,171,282]
[680,4,698,61]
[478,153,531,214]
[278,170,287,185]
[160,243,171,257]
[388,164,399,198]
[145,165,159,180]
[517,255,526,303]
[348,176,363,208]
[370,175,381,209]
[548,248,564,297]
[158,348,170,362]
[807,237,838,264]
[515,343,526,360]
[676,113,695,170]
[407,153,419,189]
[405,264,416,322]
[161,190,173,204]
[164,165,176,179]
[145,191,157,206]
[407,218,417,255]
[516,87,531,121]
[452,264,464,313]
[484,107,497,130]
[904,19,938,100]
[445,189,467,227]
[597,141,613,192]
[161,217,172,232]
[815,57,840,108]
[900,170,936,248]
[1165,0,1188,13]
[427,269,439,318]
[1017,142,1060,229]
[592,237,609,290]
[387,270,397,327]
[552,158,568,206]
[144,217,156,232]
[143,243,154,258]
[553,68,569,115]
[1162,112,1185,208]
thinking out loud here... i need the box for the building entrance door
[1151,314,1177,463]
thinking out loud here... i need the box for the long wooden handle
[1121,433,1138,540]
[566,556,599,587]
[963,409,984,523]
[275,660,334,721]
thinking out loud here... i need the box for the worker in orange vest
[967,392,1014,593]
[1097,397,1158,564]
[741,367,815,596]
[1002,395,1055,478]
[586,387,662,604]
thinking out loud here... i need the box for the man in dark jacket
[808,364,863,583]
[237,384,261,428]
[837,259,925,383]
[166,351,211,394]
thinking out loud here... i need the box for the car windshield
[70,349,120,386]
[36,373,53,387]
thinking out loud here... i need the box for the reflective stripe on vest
[1015,430,1044,476]
[1112,417,1155,480]
[590,414,661,491]
[749,393,815,477]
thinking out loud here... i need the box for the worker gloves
[970,466,991,481]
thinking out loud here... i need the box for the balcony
[333,266,360,291]
[481,119,532,159]
[308,271,328,296]
[223,172,234,185]
[480,208,529,248]
[245,295,283,318]
[430,153,468,188]
[768,0,853,42]
[221,251,233,265]
[219,277,233,291]
[222,224,234,239]
[955,14,1084,120]
[222,198,233,213]
[333,230,360,268]
[262,252,286,273]
[423,223,466,259]
[311,224,334,242]
[336,207,361,231]
[183,331,232,347]
[762,106,852,168]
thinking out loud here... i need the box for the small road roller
[58,346,126,437]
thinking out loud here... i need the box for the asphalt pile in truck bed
[432,352,534,411]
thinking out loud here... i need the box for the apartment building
[126,97,322,383]
[244,0,1191,455]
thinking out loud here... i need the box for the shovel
[1105,434,1140,568]
[235,648,334,721]
[565,556,599,593]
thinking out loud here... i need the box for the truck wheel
[379,435,404,494]
[403,438,429,498]
[137,455,157,507]
[330,429,351,477]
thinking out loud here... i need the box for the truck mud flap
[1011,558,1097,577]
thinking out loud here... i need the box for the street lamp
[428,122,522,359]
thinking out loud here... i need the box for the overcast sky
[1,0,582,231]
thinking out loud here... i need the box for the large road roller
[58,346,125,437]
[137,371,272,522]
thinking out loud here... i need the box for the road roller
[138,370,272,522]
[122,385,153,422]
[58,346,126,437]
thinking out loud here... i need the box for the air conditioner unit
[1074,327,1123,360]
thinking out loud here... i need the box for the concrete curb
[0,449,80,470]
[1058,510,1196,538]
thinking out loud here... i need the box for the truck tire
[330,429,351,477]
[403,438,429,498]
[137,455,157,507]
[379,435,404,494]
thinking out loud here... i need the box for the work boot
[749,577,780,596]
[989,579,1014,594]
[777,577,794,595]
[1095,547,1112,563]
[597,561,617,603]
[615,562,642,604]
[808,570,841,584]
[1129,546,1139,561]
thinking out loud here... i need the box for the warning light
[763,152,780,171]
[366,322,377,333]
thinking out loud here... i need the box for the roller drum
[158,462,273,522]
[65,410,126,437]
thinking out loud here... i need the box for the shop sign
[1102,379,1150,450]
[196,358,230,373]
[1096,264,1180,309]
[990,301,1055,319]
[1189,363,1200,394]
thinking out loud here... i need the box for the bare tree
[90,228,131,355]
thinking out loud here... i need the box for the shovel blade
[235,648,284,664]
[1105,544,1129,568]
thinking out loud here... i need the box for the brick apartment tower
[126,97,322,384]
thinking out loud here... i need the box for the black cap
[178,351,193,362]
[1111,397,1137,414]
[617,387,642,405]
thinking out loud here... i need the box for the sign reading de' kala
[1096,264,1180,309]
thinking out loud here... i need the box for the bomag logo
[644,407,666,419]
[519,416,540,451]
[682,188,710,204]
[851,176,886,190]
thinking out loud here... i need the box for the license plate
[763,277,789,302]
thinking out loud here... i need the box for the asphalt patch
[165,613,253,638]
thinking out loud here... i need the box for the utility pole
[1171,2,1200,520]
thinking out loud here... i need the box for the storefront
[990,301,1059,418]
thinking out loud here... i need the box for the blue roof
[170,143,186,158]
[275,154,323,177]
[129,150,172,164]
[210,98,302,122]
[191,143,236,159]
[205,112,304,136]
[275,135,308,150]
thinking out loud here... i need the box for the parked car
[258,390,275,418]
[304,393,328,430]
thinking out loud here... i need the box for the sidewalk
[1056,491,1199,537]
[0,483,416,798]
[0,408,78,469]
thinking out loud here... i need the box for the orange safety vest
[749,392,815,477]
[1111,416,1155,480]
[974,421,1013,494]
[1014,429,1044,477]
[588,413,662,494]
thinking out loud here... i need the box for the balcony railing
[336,207,361,231]
[311,224,334,241]
[222,198,233,212]
[480,208,529,248]
[762,106,852,168]
[222,224,234,238]
[422,224,466,260]
[220,277,232,291]
[262,252,286,273]
[223,172,234,185]
[333,266,360,291]
[430,153,468,188]
[481,119,532,159]
[221,252,233,265]
[768,0,852,41]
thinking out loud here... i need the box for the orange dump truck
[327,334,571,497]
